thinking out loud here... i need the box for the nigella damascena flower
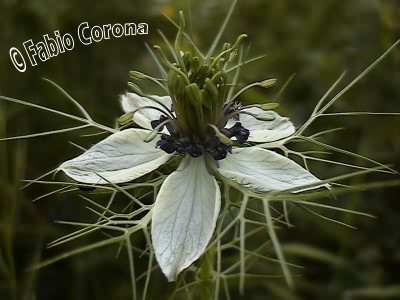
[58,29,324,281]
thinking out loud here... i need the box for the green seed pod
[204,78,219,101]
[200,88,212,108]
[185,83,203,105]
[190,56,201,72]
[168,70,186,100]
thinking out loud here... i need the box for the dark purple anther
[228,122,249,144]
[156,135,176,154]
[151,115,168,131]
[205,137,232,160]
[175,142,187,156]
[225,102,241,121]
[187,143,203,157]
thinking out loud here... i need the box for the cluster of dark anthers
[151,115,250,160]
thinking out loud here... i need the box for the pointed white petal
[218,147,323,193]
[227,107,295,143]
[59,129,171,184]
[152,157,221,281]
[120,93,173,130]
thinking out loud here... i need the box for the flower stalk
[198,245,217,300]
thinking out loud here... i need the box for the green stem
[198,244,216,300]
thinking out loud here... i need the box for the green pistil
[158,14,249,145]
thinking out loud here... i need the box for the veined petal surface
[59,129,171,184]
[227,108,295,143]
[151,156,221,281]
[217,147,322,193]
[120,93,173,130]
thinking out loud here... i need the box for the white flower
[59,93,323,281]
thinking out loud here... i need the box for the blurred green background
[1,0,400,299]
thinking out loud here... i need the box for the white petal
[59,129,171,184]
[152,156,221,281]
[217,147,323,193]
[227,107,295,143]
[120,93,173,130]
